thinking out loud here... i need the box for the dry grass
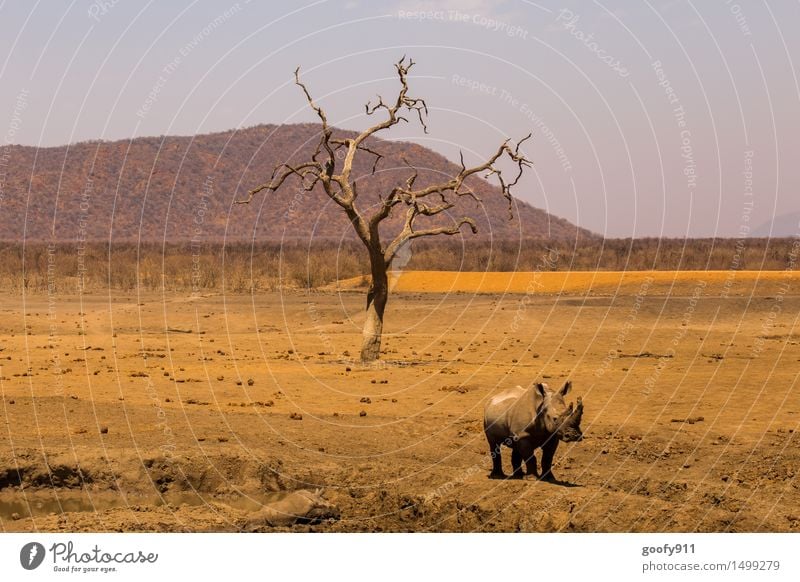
[341,270,800,296]
[0,237,796,294]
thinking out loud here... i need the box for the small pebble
[359,410,367,417]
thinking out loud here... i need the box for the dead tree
[238,57,531,362]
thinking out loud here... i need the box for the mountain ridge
[0,123,593,243]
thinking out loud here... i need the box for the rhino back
[505,387,540,437]
[484,386,535,440]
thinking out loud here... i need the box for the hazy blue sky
[1,0,798,237]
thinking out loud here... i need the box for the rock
[247,378,255,386]
[100,426,109,434]
[360,397,371,404]
[359,410,367,417]
[11,512,20,520]
[289,412,303,420]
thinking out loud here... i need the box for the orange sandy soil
[1,272,799,532]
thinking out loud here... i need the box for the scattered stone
[345,367,352,372]
[247,378,255,386]
[218,437,229,442]
[359,410,367,417]
[391,398,398,403]
[217,375,224,381]
[360,397,371,404]
[721,475,729,482]
[671,416,705,424]
[8,399,14,405]
[100,426,109,434]
[289,412,303,420]
[11,512,20,520]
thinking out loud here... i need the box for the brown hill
[0,124,592,243]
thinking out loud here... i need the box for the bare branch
[357,56,429,146]
[357,142,383,174]
[409,217,477,239]
[294,66,337,172]
[391,134,533,207]
[236,162,321,204]
[384,214,477,263]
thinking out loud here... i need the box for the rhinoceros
[243,489,340,530]
[483,381,583,481]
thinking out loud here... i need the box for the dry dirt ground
[1,273,799,532]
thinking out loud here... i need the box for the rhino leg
[539,438,559,482]
[488,440,506,479]
[517,439,538,479]
[510,446,524,479]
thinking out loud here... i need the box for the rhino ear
[535,383,547,397]
[560,380,573,396]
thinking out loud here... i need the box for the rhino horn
[571,399,584,424]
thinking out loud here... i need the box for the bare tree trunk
[361,252,389,362]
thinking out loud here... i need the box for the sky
[1,0,799,238]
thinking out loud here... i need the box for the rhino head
[536,381,584,443]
